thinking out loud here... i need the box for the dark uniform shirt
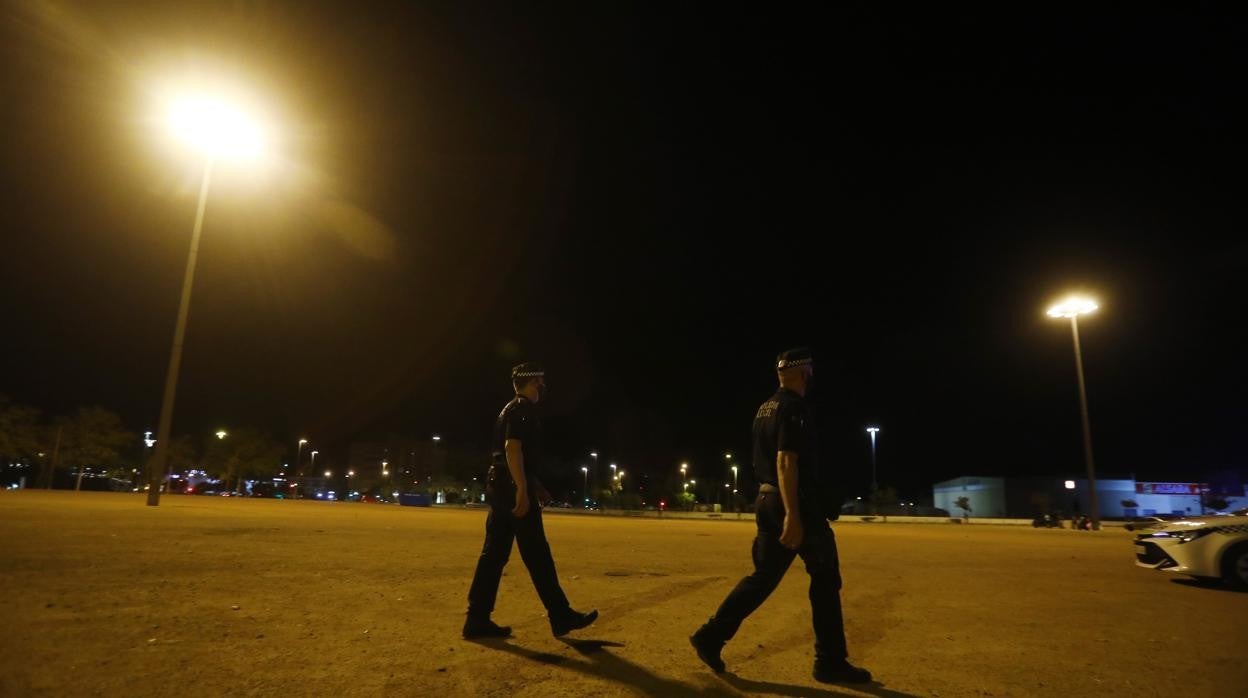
[492,395,542,485]
[752,387,826,519]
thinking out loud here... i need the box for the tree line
[0,395,284,491]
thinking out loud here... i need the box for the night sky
[1,3,1244,499]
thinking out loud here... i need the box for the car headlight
[1151,528,1214,544]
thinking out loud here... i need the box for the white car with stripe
[1134,508,1248,588]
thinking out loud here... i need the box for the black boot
[462,617,512,639]
[550,608,598,636]
[689,625,726,673]
[813,658,871,684]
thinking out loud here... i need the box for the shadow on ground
[468,636,733,697]
[722,672,921,698]
[1170,578,1246,594]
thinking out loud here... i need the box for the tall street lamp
[589,451,599,495]
[866,426,880,513]
[145,92,270,506]
[295,438,308,498]
[1048,294,1102,530]
[580,466,589,505]
[310,450,320,494]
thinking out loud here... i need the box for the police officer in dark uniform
[690,348,871,684]
[463,362,599,639]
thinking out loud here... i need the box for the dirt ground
[1,491,1245,697]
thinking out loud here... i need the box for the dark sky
[1,3,1245,498]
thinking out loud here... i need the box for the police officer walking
[690,348,871,684]
[463,362,598,639]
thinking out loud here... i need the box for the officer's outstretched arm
[777,450,803,548]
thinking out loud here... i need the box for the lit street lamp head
[164,92,269,162]
[1047,295,1099,319]
[215,430,227,439]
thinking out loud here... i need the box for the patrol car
[1134,507,1248,588]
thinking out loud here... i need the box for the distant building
[349,435,448,484]
[932,475,1245,519]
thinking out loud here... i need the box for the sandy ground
[1,491,1245,697]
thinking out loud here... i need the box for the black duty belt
[758,483,779,494]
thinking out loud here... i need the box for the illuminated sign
[1136,482,1203,495]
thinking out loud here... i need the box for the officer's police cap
[776,347,813,370]
[511,362,545,380]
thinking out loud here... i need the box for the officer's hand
[780,515,804,549]
[512,490,531,518]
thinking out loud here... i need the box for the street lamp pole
[866,427,879,515]
[581,466,588,506]
[294,438,307,499]
[1048,296,1101,531]
[590,451,599,498]
[147,159,213,507]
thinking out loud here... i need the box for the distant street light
[1048,295,1102,530]
[294,438,308,499]
[216,430,227,440]
[731,465,739,512]
[866,426,880,513]
[580,466,588,501]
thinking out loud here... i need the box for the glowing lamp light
[1047,296,1099,319]
[165,93,268,162]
